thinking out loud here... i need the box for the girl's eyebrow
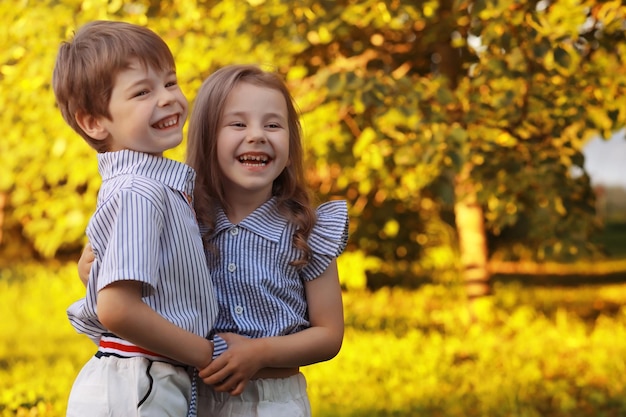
[264,112,287,120]
[223,111,286,120]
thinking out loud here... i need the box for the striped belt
[96,333,177,364]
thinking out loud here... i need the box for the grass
[1,220,625,416]
[4,262,626,416]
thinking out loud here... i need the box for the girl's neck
[223,190,272,224]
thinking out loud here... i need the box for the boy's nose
[158,88,177,106]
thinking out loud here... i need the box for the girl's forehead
[227,82,284,103]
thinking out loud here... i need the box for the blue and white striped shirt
[206,197,349,357]
[67,150,218,349]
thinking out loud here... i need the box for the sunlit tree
[1,0,625,295]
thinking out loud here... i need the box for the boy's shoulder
[97,173,174,210]
[98,151,193,198]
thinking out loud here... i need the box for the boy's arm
[98,280,213,369]
[198,260,344,395]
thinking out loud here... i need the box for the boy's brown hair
[52,20,176,152]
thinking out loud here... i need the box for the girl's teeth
[239,155,268,162]
[239,155,269,165]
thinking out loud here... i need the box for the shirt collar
[213,197,288,243]
[98,150,196,195]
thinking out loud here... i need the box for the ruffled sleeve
[301,200,349,281]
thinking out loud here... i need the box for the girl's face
[96,58,188,156]
[216,81,290,204]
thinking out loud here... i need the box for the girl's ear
[75,111,109,140]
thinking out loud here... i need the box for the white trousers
[196,373,311,417]
[66,355,191,417]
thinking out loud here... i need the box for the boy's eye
[165,81,178,88]
[135,90,149,97]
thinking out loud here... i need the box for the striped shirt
[67,150,218,353]
[206,197,349,357]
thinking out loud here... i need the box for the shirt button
[230,227,239,236]
[228,263,237,272]
[234,305,244,315]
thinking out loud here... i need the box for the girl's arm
[98,280,214,369]
[198,259,344,395]
[77,242,95,287]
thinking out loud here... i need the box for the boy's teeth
[155,117,177,129]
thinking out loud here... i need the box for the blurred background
[1,1,625,416]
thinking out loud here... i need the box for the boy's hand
[198,333,263,396]
[77,242,95,287]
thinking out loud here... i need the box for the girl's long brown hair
[187,65,316,267]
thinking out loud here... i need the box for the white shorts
[196,373,311,417]
[66,355,192,417]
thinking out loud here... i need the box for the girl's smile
[217,81,290,204]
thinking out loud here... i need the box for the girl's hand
[198,333,264,395]
[78,242,95,287]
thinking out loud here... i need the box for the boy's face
[98,58,188,156]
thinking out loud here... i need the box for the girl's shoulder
[299,200,349,281]
[316,200,348,219]
[309,200,349,257]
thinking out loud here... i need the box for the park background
[1,0,626,416]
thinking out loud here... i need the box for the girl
[188,64,349,417]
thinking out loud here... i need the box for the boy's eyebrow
[121,78,151,94]
[121,69,177,91]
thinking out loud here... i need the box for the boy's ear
[75,111,109,140]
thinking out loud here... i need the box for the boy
[52,20,217,416]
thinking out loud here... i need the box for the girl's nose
[247,128,266,144]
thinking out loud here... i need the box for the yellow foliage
[337,250,380,291]
[4,264,626,416]
[0,263,93,416]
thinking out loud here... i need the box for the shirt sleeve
[67,298,105,345]
[97,189,164,293]
[300,200,349,281]
[211,334,229,359]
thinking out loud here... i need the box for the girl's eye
[231,122,246,127]
[135,90,149,97]
[267,123,281,129]
[165,81,177,88]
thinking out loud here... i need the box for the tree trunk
[0,192,5,244]
[454,166,491,300]
[433,0,489,299]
